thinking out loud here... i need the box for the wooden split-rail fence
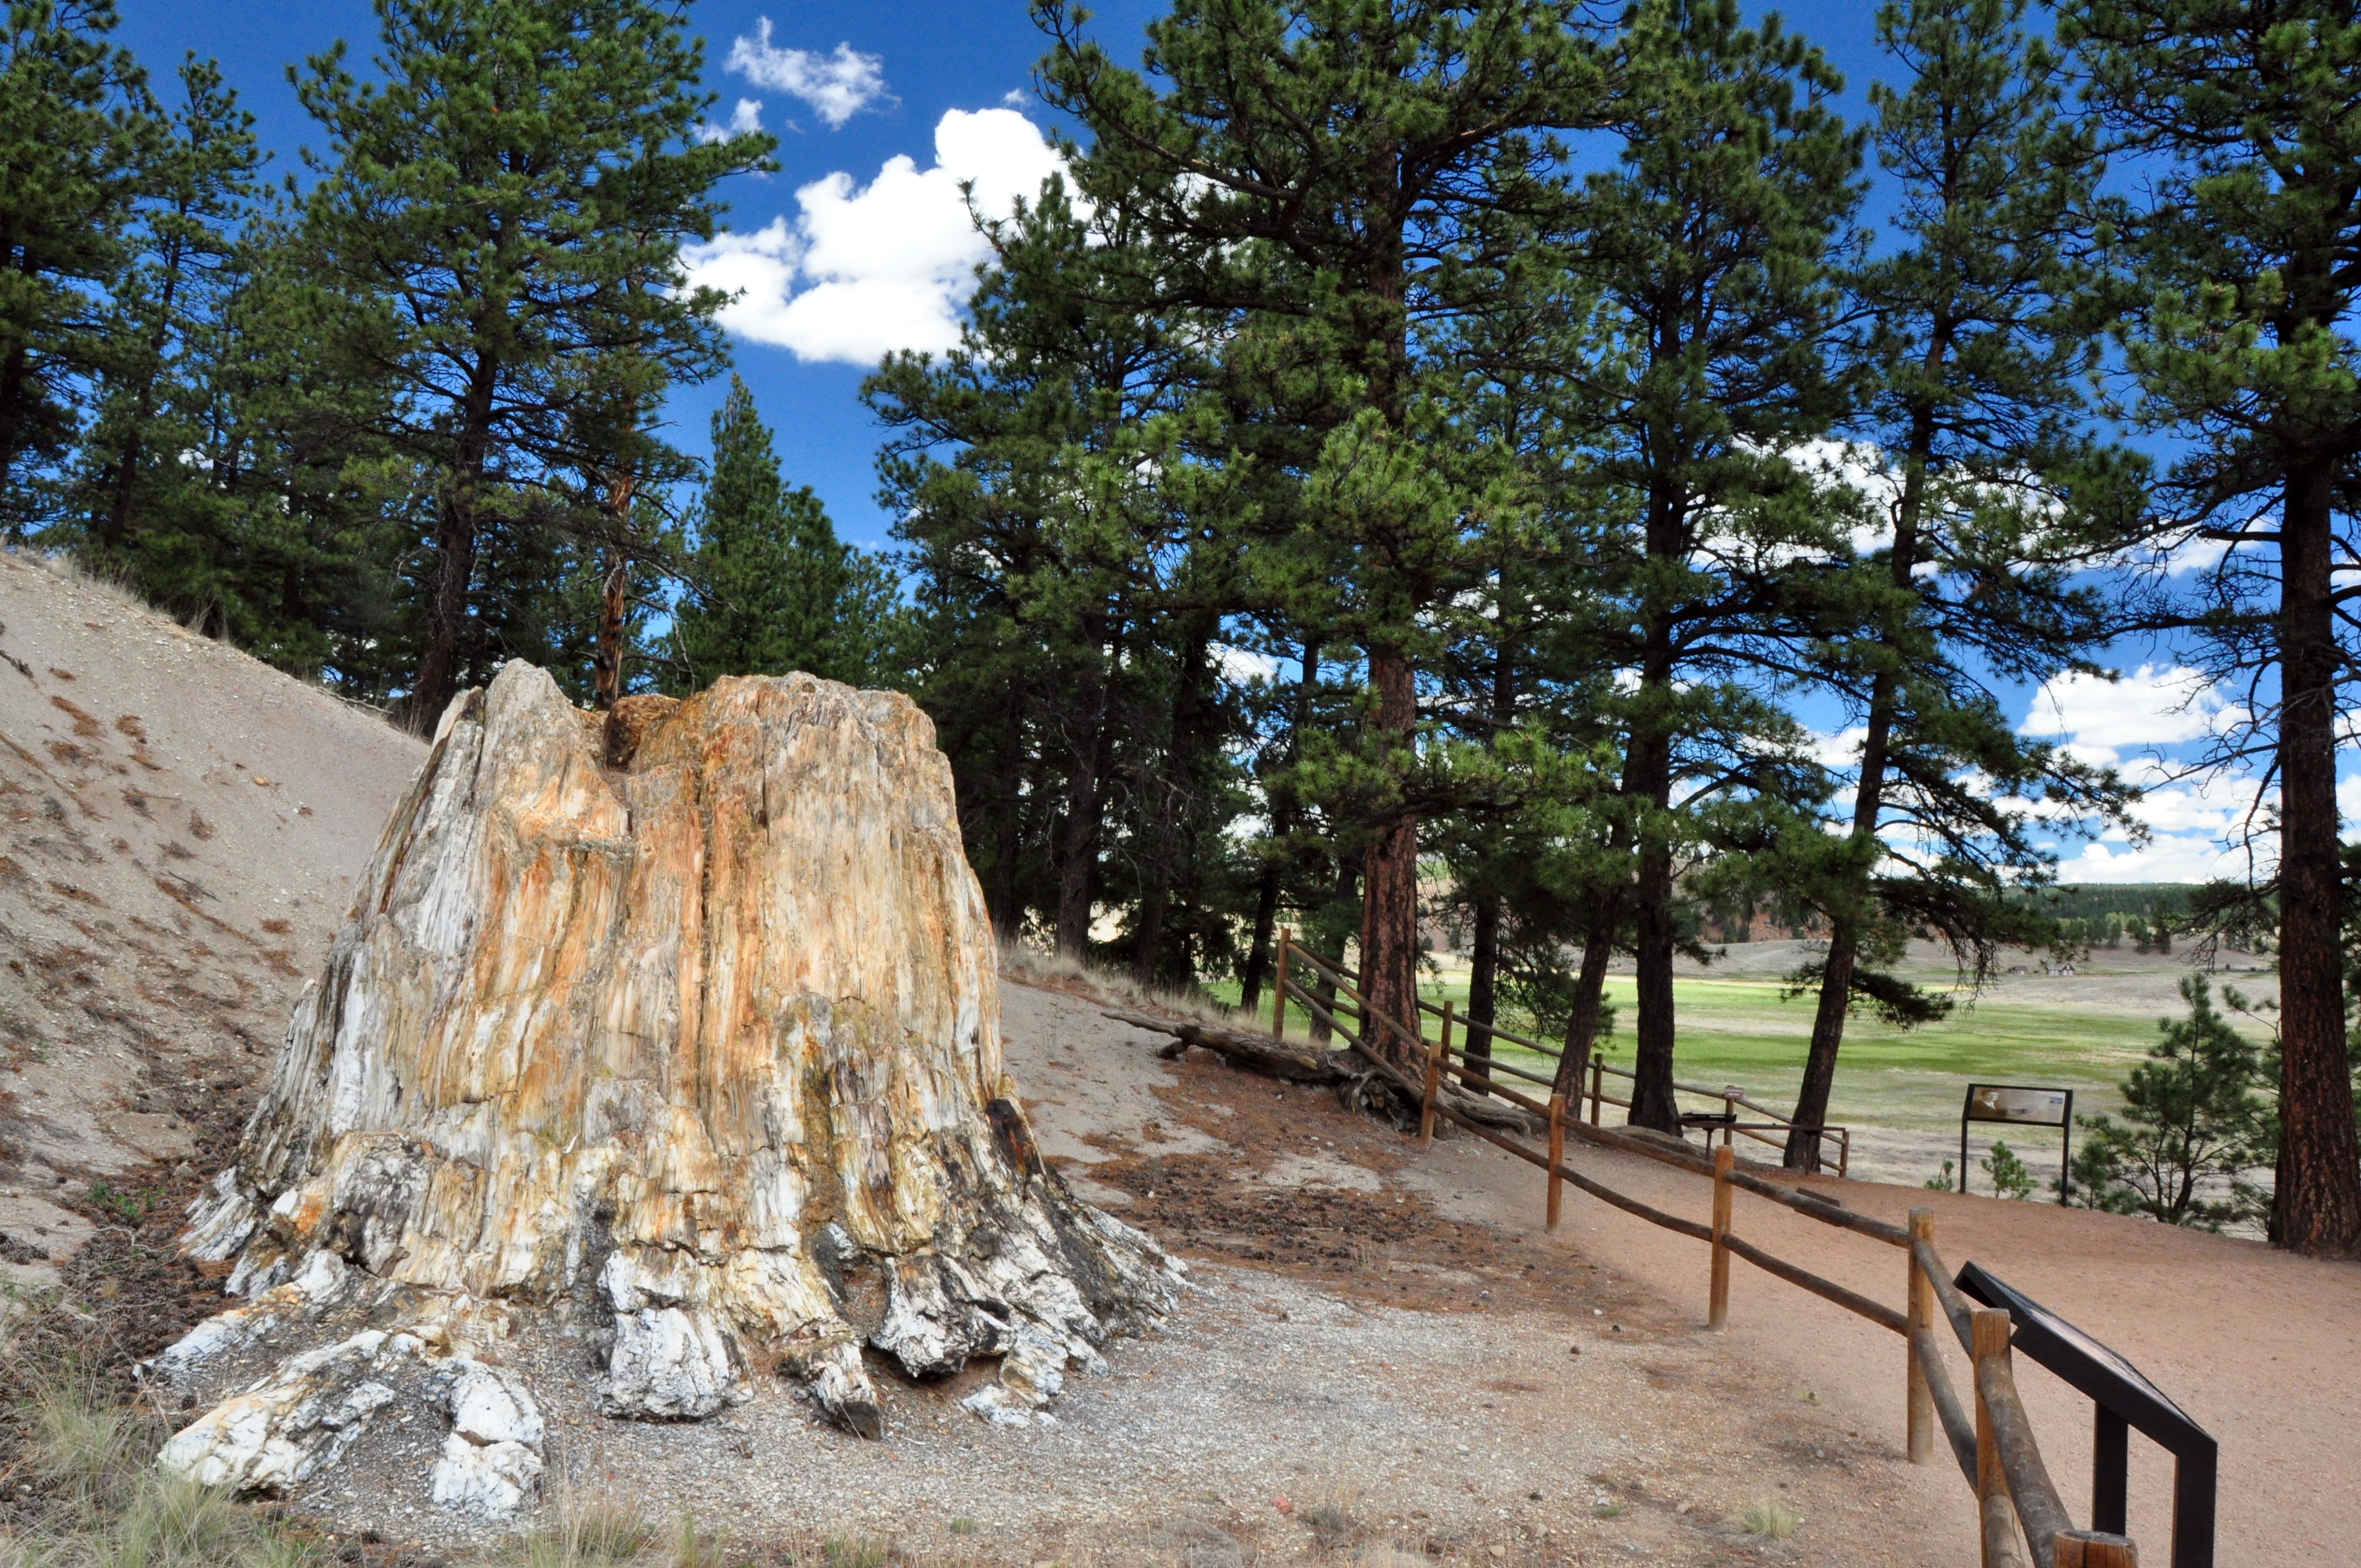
[1266,931,2147,1568]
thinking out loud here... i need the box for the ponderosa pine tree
[292,0,770,726]
[74,56,262,592]
[1421,248,1624,1089]
[866,177,1207,954]
[1781,0,2130,1171]
[1035,0,1615,1058]
[0,0,155,537]
[2066,0,2361,1255]
[1549,0,1864,1133]
[669,375,898,692]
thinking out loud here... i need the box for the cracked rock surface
[152,665,1182,1512]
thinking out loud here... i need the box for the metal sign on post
[1959,1083,2074,1200]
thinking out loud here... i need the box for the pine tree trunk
[1553,912,1621,1099]
[2271,459,2361,1255]
[1310,852,1361,1047]
[413,360,499,728]
[591,459,638,712]
[1358,649,1422,1067]
[1465,896,1499,1097]
[1629,835,1682,1134]
[157,666,1180,1509]
[1134,631,1207,985]
[1239,640,1316,1013]
[987,696,1026,938]
[1053,612,1114,957]
[1239,856,1283,1015]
[1788,923,1857,1173]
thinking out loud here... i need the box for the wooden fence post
[1973,1306,2028,1568]
[1271,930,1292,1039]
[1419,1030,1443,1145]
[1546,1092,1566,1231]
[1588,1051,1604,1126]
[1707,1143,1734,1329]
[2053,1531,2136,1567]
[1907,1208,1934,1466]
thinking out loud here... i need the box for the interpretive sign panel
[1964,1083,2071,1127]
[1958,1083,2074,1201]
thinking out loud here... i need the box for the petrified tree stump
[150,665,1181,1514]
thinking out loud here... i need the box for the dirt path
[1395,1091,2360,1564]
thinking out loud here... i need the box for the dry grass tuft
[1738,1499,1805,1538]
[493,1493,661,1568]
[0,1300,319,1568]
[815,1540,888,1568]
[18,551,151,616]
[1350,1550,1427,1568]
[1296,1489,1362,1551]
[997,940,1238,1029]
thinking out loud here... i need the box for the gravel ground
[148,977,1954,1566]
[283,1258,1938,1567]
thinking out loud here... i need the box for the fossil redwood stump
[152,665,1180,1513]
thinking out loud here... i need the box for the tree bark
[1239,639,1317,1014]
[1626,516,1683,1133]
[987,695,1026,938]
[1463,607,1518,1096]
[1358,649,1423,1068]
[1239,857,1283,1015]
[1134,629,1208,985]
[411,354,500,729]
[160,666,1182,1505]
[1553,913,1622,1099]
[1310,851,1361,1046]
[1053,609,1116,957]
[100,223,193,561]
[1629,827,1682,1134]
[2271,458,2361,1254]
[1465,896,1500,1097]
[589,416,641,712]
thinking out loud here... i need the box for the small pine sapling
[2069,975,2268,1229]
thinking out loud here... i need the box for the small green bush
[1980,1140,2037,1201]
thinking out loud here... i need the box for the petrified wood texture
[156,665,1179,1512]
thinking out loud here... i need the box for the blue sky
[118,0,2277,883]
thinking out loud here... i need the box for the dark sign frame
[1957,1261,2216,1568]
[1959,1082,2074,1201]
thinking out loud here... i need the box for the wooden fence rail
[1274,937,1852,1174]
[1265,932,2140,1568]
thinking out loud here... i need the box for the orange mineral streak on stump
[159,667,1180,1510]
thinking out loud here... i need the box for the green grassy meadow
[1215,959,2239,1144]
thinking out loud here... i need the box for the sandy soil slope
[0,554,422,1301]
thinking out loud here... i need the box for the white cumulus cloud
[2052,834,2249,883]
[727,21,889,129]
[680,108,1071,365]
[696,97,765,145]
[2017,664,2244,768]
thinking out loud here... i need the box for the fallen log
[1101,1008,1351,1083]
